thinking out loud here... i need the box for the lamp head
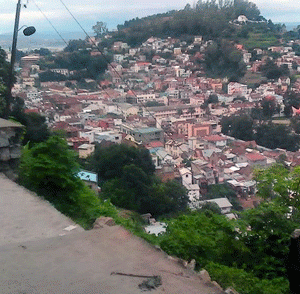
[23,26,36,36]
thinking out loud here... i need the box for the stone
[198,269,211,283]
[93,217,116,229]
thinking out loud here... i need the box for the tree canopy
[204,40,246,81]
[84,143,189,216]
[19,135,102,227]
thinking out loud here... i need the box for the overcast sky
[0,0,299,35]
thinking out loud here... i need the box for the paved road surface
[0,174,224,294]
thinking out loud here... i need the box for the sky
[0,0,299,36]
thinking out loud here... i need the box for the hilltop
[108,0,284,49]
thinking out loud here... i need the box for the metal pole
[6,0,21,118]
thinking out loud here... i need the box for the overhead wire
[31,0,69,46]
[37,0,202,192]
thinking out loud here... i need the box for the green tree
[221,114,254,141]
[205,40,246,81]
[22,113,50,145]
[255,164,300,213]
[207,94,219,104]
[260,58,284,80]
[261,98,277,119]
[87,143,155,183]
[159,211,247,267]
[0,83,7,117]
[92,21,108,38]
[240,201,298,279]
[254,123,299,151]
[64,39,87,52]
[19,135,101,227]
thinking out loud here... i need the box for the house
[227,82,248,96]
[206,197,233,214]
[179,167,193,188]
[245,152,267,167]
[78,143,95,159]
[94,131,122,145]
[120,123,164,144]
[165,140,189,158]
[203,135,227,148]
[77,170,98,192]
[187,184,201,202]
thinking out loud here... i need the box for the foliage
[221,114,254,141]
[205,262,289,294]
[52,50,111,80]
[255,164,300,212]
[114,0,266,47]
[0,46,11,118]
[33,48,52,56]
[261,98,278,119]
[64,39,88,52]
[221,113,300,151]
[207,94,219,104]
[85,143,188,217]
[260,58,289,80]
[205,183,237,200]
[92,21,108,38]
[145,101,165,107]
[205,183,242,211]
[0,83,7,117]
[86,143,155,182]
[22,113,50,145]
[290,116,300,134]
[9,101,50,146]
[101,173,189,216]
[254,123,299,151]
[239,201,298,279]
[284,91,300,110]
[204,40,246,81]
[39,70,67,82]
[159,211,248,267]
[19,135,101,228]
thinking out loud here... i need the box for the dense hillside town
[3,1,300,292]
[5,30,300,214]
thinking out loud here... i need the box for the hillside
[110,0,284,48]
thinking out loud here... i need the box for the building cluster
[8,34,300,215]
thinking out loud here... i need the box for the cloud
[1,0,299,34]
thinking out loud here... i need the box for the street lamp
[6,0,36,118]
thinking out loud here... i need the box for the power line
[31,0,68,45]
[56,0,200,191]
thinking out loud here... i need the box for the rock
[186,259,196,271]
[198,269,211,283]
[211,281,224,292]
[93,217,116,229]
[225,287,240,294]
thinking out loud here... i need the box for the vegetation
[19,135,102,228]
[83,143,189,217]
[260,58,290,80]
[204,39,246,81]
[221,114,300,151]
[39,49,111,81]
[153,171,300,293]
[114,0,263,46]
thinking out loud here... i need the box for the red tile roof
[246,153,266,162]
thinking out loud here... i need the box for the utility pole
[6,0,22,118]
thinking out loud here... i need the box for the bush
[205,262,289,294]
